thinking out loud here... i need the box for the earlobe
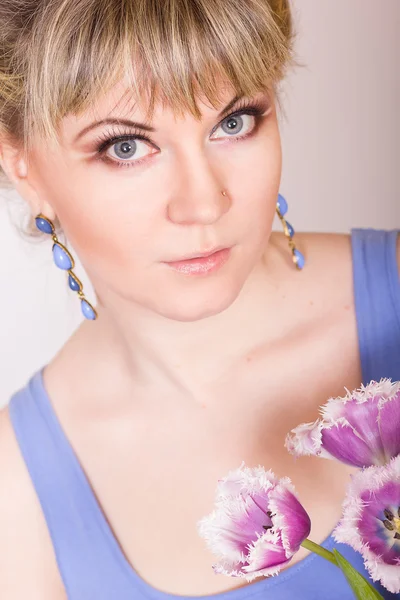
[0,142,30,189]
[0,142,20,187]
[15,157,27,178]
[0,143,56,221]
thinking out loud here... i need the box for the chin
[150,266,250,322]
[95,243,262,322]
[156,288,240,322]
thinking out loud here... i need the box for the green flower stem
[301,540,384,599]
[301,538,337,565]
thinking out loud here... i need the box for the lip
[167,246,226,262]
[164,247,231,275]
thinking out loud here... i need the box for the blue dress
[8,229,400,599]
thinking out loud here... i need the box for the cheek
[226,128,282,235]
[63,197,159,279]
[33,154,158,275]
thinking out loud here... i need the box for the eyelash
[93,99,270,170]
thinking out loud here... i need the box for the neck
[76,240,290,399]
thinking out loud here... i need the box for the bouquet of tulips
[198,379,400,599]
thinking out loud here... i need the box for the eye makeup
[92,97,272,170]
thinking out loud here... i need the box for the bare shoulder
[270,231,355,302]
[296,229,400,281]
[271,230,353,269]
[0,407,66,599]
[277,229,400,318]
[296,231,353,272]
[297,232,357,315]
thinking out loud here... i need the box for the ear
[0,141,56,221]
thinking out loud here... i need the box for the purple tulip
[197,463,311,581]
[333,455,400,594]
[285,379,400,468]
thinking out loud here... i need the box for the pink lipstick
[165,247,231,275]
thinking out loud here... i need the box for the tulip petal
[215,463,277,501]
[212,558,249,579]
[379,393,400,461]
[284,421,320,455]
[334,456,400,594]
[198,495,265,562]
[268,480,311,554]
[213,537,288,582]
[342,397,386,463]
[362,554,400,596]
[321,422,375,467]
[285,420,333,459]
[212,530,288,581]
[358,480,400,565]
[198,464,311,582]
[288,379,400,468]
[233,493,273,540]
[244,531,290,576]
[198,464,280,564]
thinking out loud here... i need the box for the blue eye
[210,101,270,142]
[95,100,270,169]
[222,114,245,135]
[113,140,137,159]
[107,138,154,164]
[212,113,257,140]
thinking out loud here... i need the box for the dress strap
[8,369,137,598]
[351,229,400,384]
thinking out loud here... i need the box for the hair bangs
[19,0,294,151]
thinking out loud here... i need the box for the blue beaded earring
[35,214,98,320]
[276,194,305,270]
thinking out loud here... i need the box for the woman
[0,1,398,598]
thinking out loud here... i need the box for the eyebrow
[73,94,244,143]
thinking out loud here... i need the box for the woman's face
[27,79,282,321]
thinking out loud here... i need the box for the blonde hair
[0,0,296,190]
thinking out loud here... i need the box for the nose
[167,153,231,225]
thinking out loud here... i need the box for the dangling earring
[35,214,98,320]
[276,194,305,270]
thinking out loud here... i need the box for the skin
[0,77,398,598]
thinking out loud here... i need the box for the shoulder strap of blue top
[8,370,136,598]
[351,228,400,384]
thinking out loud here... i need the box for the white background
[0,0,399,405]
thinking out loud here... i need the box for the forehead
[62,75,239,131]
